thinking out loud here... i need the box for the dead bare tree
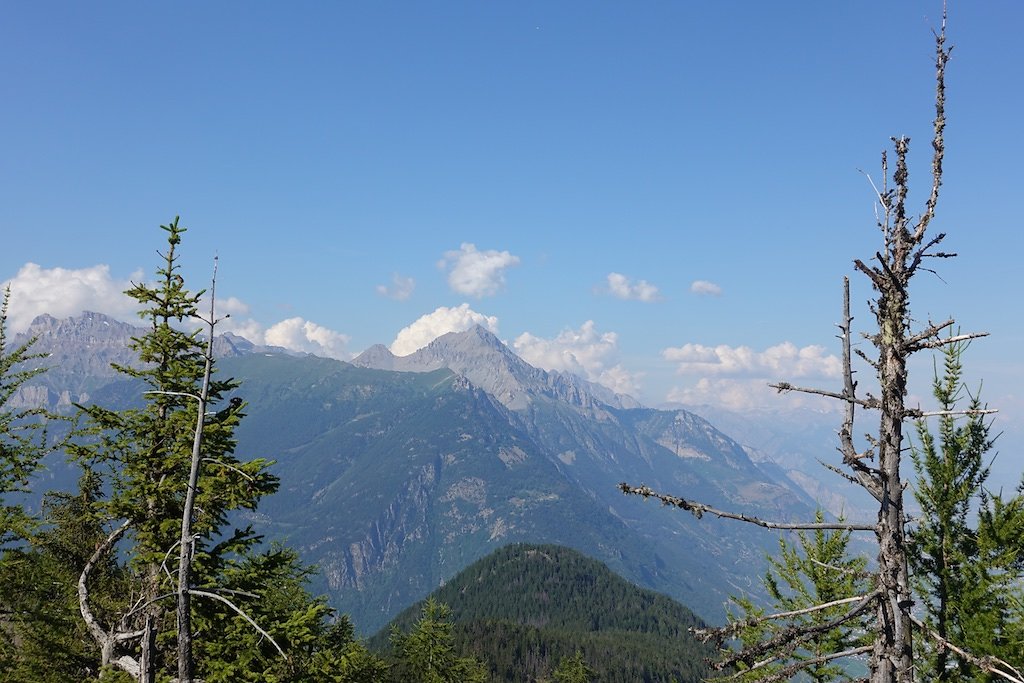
[621,11,1021,683]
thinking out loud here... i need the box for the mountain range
[12,312,837,633]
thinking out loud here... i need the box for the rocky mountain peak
[351,344,398,370]
[352,325,639,412]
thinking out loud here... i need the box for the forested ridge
[373,543,713,682]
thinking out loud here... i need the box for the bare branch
[618,483,875,531]
[737,645,874,683]
[820,459,861,486]
[78,520,129,644]
[808,556,873,579]
[910,615,1024,683]
[907,408,998,419]
[904,318,954,348]
[78,520,142,675]
[202,457,256,482]
[699,593,875,644]
[190,589,287,660]
[177,254,220,682]
[913,6,951,242]
[906,331,988,353]
[709,591,878,669]
[770,382,881,411]
[834,278,885,502]
[143,390,202,402]
[121,592,177,621]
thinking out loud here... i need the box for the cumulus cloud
[690,280,722,296]
[264,317,352,359]
[213,312,353,360]
[666,377,838,412]
[376,273,415,301]
[1,263,140,332]
[390,303,499,356]
[513,321,641,396]
[605,272,660,302]
[662,342,841,379]
[1,262,354,360]
[438,243,520,298]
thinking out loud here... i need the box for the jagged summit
[7,311,292,408]
[351,343,397,370]
[352,325,639,411]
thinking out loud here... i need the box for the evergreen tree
[194,544,387,683]
[0,286,67,675]
[70,218,278,679]
[0,286,55,552]
[0,469,126,681]
[909,341,1024,679]
[552,650,597,683]
[727,509,870,683]
[388,598,486,683]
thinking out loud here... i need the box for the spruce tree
[727,509,870,683]
[0,286,67,675]
[70,218,278,679]
[0,286,55,553]
[552,650,597,683]
[388,598,487,683]
[909,341,1024,679]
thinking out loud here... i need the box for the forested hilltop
[373,543,713,683]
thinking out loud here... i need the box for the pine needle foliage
[727,510,870,683]
[0,286,57,550]
[909,341,1024,680]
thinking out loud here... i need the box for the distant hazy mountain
[373,543,713,683]
[673,402,878,519]
[13,312,825,634]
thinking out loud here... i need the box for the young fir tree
[194,544,387,683]
[388,598,487,683]
[909,341,1024,680]
[0,286,54,553]
[0,286,67,673]
[552,650,598,683]
[71,218,278,680]
[727,509,870,683]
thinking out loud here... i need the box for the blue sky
[2,3,1022,473]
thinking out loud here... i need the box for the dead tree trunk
[866,233,917,681]
[620,11,1019,683]
[176,260,218,683]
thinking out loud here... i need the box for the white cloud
[1,262,354,360]
[376,273,415,301]
[1,262,141,332]
[438,243,520,298]
[662,342,841,379]
[194,294,251,323]
[513,321,641,396]
[219,317,266,343]
[690,279,722,296]
[264,317,352,360]
[666,377,837,412]
[605,272,660,302]
[390,304,499,356]
[215,312,353,360]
